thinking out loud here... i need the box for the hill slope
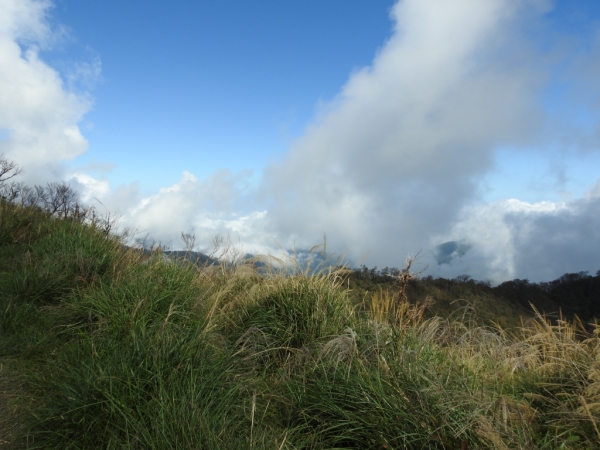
[3,184,600,448]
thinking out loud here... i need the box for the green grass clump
[3,197,600,449]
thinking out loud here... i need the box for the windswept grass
[3,197,600,448]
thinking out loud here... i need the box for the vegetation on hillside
[345,267,600,329]
[2,156,600,449]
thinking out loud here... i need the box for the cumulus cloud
[507,186,600,282]
[262,0,544,259]
[79,0,598,283]
[432,178,600,284]
[87,169,272,255]
[0,0,93,184]
[431,198,567,283]
[256,0,600,279]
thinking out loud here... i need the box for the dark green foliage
[495,272,600,322]
[29,329,249,449]
[345,265,600,327]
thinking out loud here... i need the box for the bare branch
[0,154,22,184]
[396,251,429,303]
[181,232,196,253]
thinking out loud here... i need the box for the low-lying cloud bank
[2,0,600,283]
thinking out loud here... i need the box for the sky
[2,0,600,283]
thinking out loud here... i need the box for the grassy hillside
[3,185,600,448]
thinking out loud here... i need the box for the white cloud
[0,0,57,45]
[69,172,110,202]
[0,0,92,184]
[506,183,600,282]
[432,178,600,283]
[261,0,556,270]
[93,169,273,253]
[431,198,567,283]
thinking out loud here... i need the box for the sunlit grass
[2,196,600,449]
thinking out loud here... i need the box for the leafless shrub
[0,154,21,184]
[0,158,119,235]
[395,250,428,302]
[181,231,196,253]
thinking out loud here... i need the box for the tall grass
[3,198,600,448]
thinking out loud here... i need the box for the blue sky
[2,0,600,283]
[52,0,398,192]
